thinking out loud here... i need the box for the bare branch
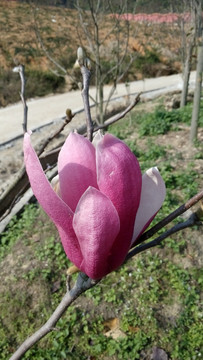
[9,273,100,360]
[78,47,94,141]
[13,65,28,133]
[76,0,132,124]
[94,93,141,131]
[76,1,95,54]
[36,111,74,158]
[103,54,135,116]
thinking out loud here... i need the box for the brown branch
[133,189,203,248]
[126,212,200,261]
[9,273,100,360]
[94,93,141,131]
[36,113,74,158]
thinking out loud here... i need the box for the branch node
[13,64,28,133]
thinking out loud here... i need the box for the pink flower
[24,132,165,279]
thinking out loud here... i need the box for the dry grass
[0,1,182,73]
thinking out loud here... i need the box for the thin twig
[126,213,200,261]
[36,112,74,157]
[13,65,28,133]
[81,66,94,141]
[77,47,94,142]
[9,273,100,360]
[133,189,203,248]
[94,93,141,131]
[103,53,136,117]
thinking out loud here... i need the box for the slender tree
[76,0,134,124]
[30,0,134,124]
[180,0,196,107]
[190,0,203,141]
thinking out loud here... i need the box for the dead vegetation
[0,1,185,107]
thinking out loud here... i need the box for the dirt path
[0,72,196,145]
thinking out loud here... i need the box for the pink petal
[24,133,83,268]
[58,133,98,211]
[73,186,120,279]
[96,134,142,269]
[131,167,166,244]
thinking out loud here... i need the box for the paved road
[0,72,196,144]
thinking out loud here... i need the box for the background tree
[190,0,203,141]
[29,0,134,124]
[179,0,197,108]
[75,0,134,124]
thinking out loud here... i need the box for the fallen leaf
[105,328,127,340]
[103,318,126,339]
[103,317,119,331]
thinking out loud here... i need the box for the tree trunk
[180,38,195,107]
[190,0,203,142]
[190,38,203,142]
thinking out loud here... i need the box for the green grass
[137,104,203,137]
[0,103,202,359]
[110,103,203,139]
[0,204,38,260]
[1,216,202,359]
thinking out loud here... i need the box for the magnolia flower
[24,132,166,280]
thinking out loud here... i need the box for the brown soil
[0,1,182,74]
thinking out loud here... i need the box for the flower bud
[77,47,85,66]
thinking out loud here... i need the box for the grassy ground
[0,101,203,359]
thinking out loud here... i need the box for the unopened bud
[66,108,72,118]
[77,47,85,66]
[65,108,74,123]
